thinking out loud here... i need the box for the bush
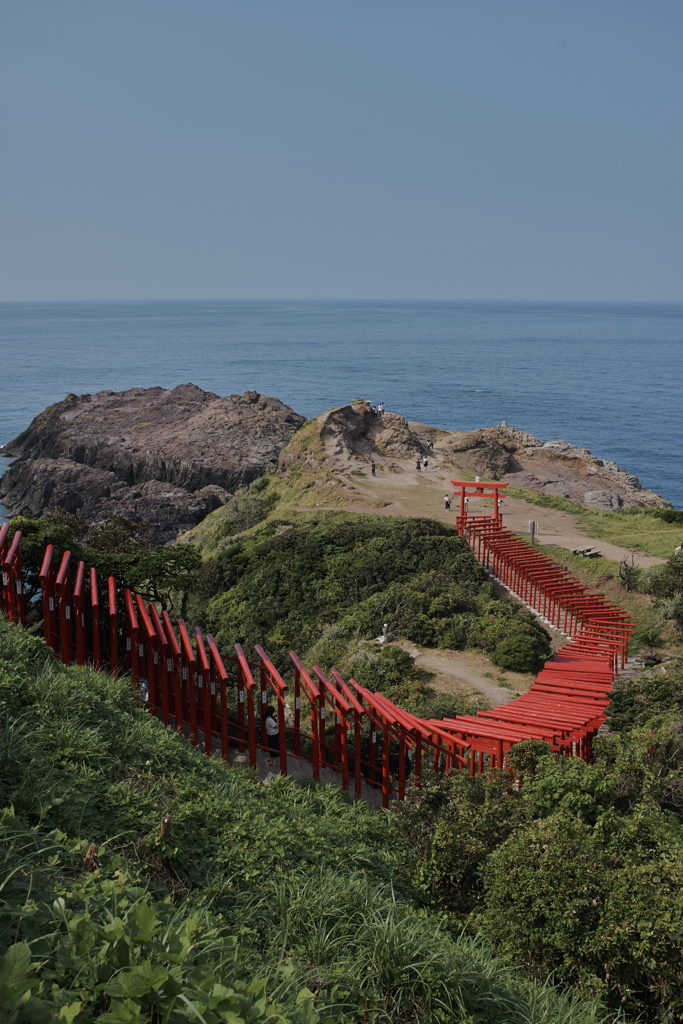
[348,645,418,691]
[482,810,683,1018]
[488,623,551,673]
[0,620,616,1024]
[190,512,546,676]
[392,768,526,916]
[608,659,683,733]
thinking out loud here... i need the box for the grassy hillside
[507,487,682,559]
[185,500,552,691]
[0,619,614,1024]
[534,544,683,655]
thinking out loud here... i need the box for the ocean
[1,300,682,514]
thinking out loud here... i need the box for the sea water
[0,300,681,514]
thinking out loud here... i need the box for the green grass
[575,512,682,559]
[534,544,680,653]
[0,619,618,1023]
[506,487,587,515]
[508,486,681,559]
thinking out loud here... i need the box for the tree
[7,510,200,611]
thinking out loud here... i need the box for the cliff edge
[0,384,304,542]
[313,401,671,510]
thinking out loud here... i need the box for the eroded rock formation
[316,401,671,510]
[0,385,305,542]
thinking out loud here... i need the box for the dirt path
[234,748,393,805]
[392,641,535,707]
[313,452,664,568]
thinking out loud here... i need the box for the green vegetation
[575,510,682,560]
[0,620,615,1024]
[535,545,683,651]
[506,486,587,515]
[187,503,552,687]
[7,510,201,611]
[508,487,683,559]
[393,658,683,1020]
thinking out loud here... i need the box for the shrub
[194,513,544,676]
[488,623,551,673]
[608,659,683,733]
[482,810,683,1018]
[392,767,526,916]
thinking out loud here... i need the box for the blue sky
[1,0,681,300]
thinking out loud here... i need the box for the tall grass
[0,618,625,1023]
[222,869,623,1024]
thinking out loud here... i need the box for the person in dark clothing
[390,750,413,779]
[371,461,376,476]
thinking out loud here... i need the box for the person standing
[264,705,279,764]
[423,455,428,470]
[444,495,450,510]
[416,458,421,472]
[371,461,376,476]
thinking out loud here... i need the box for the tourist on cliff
[444,495,450,510]
[423,455,428,470]
[371,461,376,476]
[264,706,279,763]
[416,458,421,472]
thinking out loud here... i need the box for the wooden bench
[572,546,601,558]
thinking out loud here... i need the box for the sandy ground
[393,641,535,706]
[319,451,664,568]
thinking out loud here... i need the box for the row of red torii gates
[0,479,633,806]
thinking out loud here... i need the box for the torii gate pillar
[451,479,509,534]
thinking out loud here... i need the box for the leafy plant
[7,511,200,611]
[187,512,551,677]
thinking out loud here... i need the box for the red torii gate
[0,500,634,805]
[451,478,508,525]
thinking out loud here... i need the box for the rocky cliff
[316,401,671,510]
[0,385,305,543]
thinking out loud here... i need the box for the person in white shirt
[264,705,279,761]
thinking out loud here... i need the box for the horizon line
[2,296,683,305]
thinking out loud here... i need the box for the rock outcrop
[317,402,671,510]
[0,385,305,542]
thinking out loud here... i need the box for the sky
[1,0,681,301]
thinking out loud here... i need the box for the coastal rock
[314,405,671,509]
[0,385,305,543]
